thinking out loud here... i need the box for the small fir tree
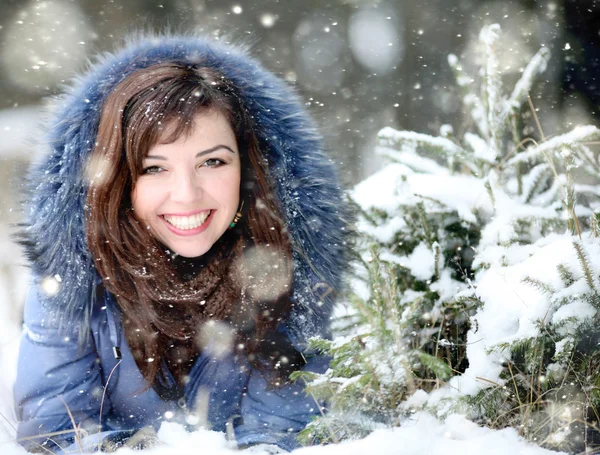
[296,24,600,453]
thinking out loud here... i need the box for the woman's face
[131,110,241,258]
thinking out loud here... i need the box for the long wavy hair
[85,62,297,390]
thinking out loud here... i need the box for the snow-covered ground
[0,409,564,455]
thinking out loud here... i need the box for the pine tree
[296,24,600,453]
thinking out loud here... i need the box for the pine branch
[572,241,596,292]
[484,179,496,209]
[416,202,433,247]
[480,24,503,159]
[556,263,575,288]
[502,47,551,121]
[521,276,555,295]
[448,53,488,139]
[413,350,453,381]
[507,126,600,167]
[464,132,496,165]
[378,127,468,159]
[522,163,552,204]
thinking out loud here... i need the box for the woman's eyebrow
[145,145,236,161]
[196,145,236,157]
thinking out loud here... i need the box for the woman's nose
[170,173,202,202]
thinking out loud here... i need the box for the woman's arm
[14,284,110,452]
[234,353,330,452]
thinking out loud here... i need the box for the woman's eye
[141,165,164,175]
[203,158,225,168]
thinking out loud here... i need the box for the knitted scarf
[121,232,250,387]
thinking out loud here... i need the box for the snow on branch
[507,125,600,166]
[448,54,488,140]
[502,47,551,120]
[464,132,496,163]
[480,24,503,160]
[377,127,466,157]
[447,54,475,88]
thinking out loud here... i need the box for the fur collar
[20,34,352,347]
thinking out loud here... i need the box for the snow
[405,242,435,280]
[0,413,564,455]
[355,215,406,244]
[153,412,563,455]
[507,125,600,167]
[447,54,476,89]
[350,162,411,213]
[464,132,495,163]
[503,47,551,119]
[260,14,278,29]
[480,24,502,158]
[430,269,467,303]
[378,127,465,157]
[439,124,454,138]
[450,234,600,396]
[352,160,491,226]
[377,144,450,175]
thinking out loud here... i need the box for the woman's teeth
[164,211,210,230]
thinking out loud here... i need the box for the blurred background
[0,0,599,428]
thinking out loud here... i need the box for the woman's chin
[168,244,212,258]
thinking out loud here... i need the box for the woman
[14,35,351,453]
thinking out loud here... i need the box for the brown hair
[85,62,296,389]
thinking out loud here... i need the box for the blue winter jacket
[14,35,351,453]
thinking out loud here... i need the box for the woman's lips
[161,209,215,236]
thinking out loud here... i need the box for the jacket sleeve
[234,353,330,452]
[14,284,111,452]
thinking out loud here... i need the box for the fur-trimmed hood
[20,35,352,346]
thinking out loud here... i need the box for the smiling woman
[15,37,352,454]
